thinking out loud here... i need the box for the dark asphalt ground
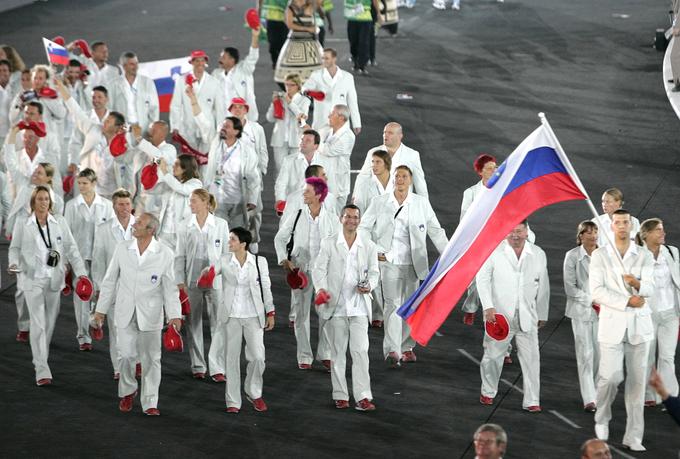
[1,0,679,457]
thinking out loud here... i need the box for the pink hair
[305,176,328,203]
[473,154,497,175]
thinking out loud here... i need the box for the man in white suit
[108,52,159,135]
[274,129,321,211]
[354,122,428,198]
[313,204,380,411]
[477,220,549,412]
[94,212,182,416]
[359,165,448,366]
[302,48,361,133]
[589,209,655,451]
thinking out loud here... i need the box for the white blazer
[351,173,387,213]
[589,244,655,345]
[358,191,448,280]
[302,66,361,129]
[107,74,159,133]
[274,204,339,269]
[645,243,680,315]
[241,120,269,176]
[5,185,63,237]
[212,46,260,122]
[266,92,311,149]
[147,174,203,236]
[64,194,114,260]
[91,215,135,290]
[317,122,355,200]
[174,213,230,289]
[355,143,428,198]
[563,245,597,322]
[312,233,380,321]
[96,238,181,331]
[273,152,321,202]
[9,91,67,134]
[9,213,87,292]
[477,240,550,332]
[3,144,61,196]
[219,252,274,328]
[279,186,339,220]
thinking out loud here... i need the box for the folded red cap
[197,266,216,289]
[52,36,66,46]
[485,313,509,341]
[62,174,75,195]
[17,120,47,138]
[592,303,600,316]
[273,97,285,119]
[75,276,94,302]
[62,269,73,296]
[109,132,127,157]
[74,39,92,58]
[229,97,249,112]
[179,289,191,315]
[275,200,286,216]
[171,132,209,165]
[140,163,159,190]
[189,50,208,63]
[304,90,325,102]
[163,325,184,352]
[314,290,331,306]
[245,8,261,30]
[90,324,104,341]
[37,87,58,99]
[185,73,196,86]
[286,268,309,290]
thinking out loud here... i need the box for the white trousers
[371,281,384,322]
[73,261,92,345]
[185,287,225,376]
[224,317,265,409]
[291,271,330,364]
[24,278,60,381]
[272,146,298,180]
[595,339,651,446]
[330,315,372,402]
[480,311,541,408]
[216,202,262,245]
[106,305,122,373]
[15,289,30,332]
[461,279,480,313]
[645,309,679,401]
[571,318,599,405]
[380,262,418,359]
[116,318,162,411]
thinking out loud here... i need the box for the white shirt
[503,241,534,311]
[336,234,366,317]
[33,214,58,279]
[306,206,322,260]
[651,254,675,312]
[122,76,139,124]
[133,239,152,265]
[222,69,236,105]
[386,193,412,265]
[75,193,106,260]
[113,214,135,242]
[217,140,243,205]
[0,83,10,137]
[17,146,47,179]
[230,255,258,318]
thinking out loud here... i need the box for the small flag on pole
[42,37,70,66]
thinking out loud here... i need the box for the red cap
[179,289,191,315]
[37,87,58,99]
[163,325,184,352]
[314,290,331,306]
[62,175,75,195]
[185,73,196,86]
[171,132,209,166]
[75,276,94,302]
[17,120,47,138]
[484,313,509,341]
[286,268,309,290]
[228,97,249,112]
[245,8,261,30]
[140,163,159,190]
[273,97,285,119]
[74,39,92,58]
[189,50,209,63]
[90,324,104,341]
[109,133,127,157]
[52,36,66,46]
[304,90,325,102]
[197,266,216,289]
[592,303,600,316]
[62,269,73,296]
[275,200,286,216]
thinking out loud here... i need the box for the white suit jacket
[646,244,680,315]
[107,74,160,133]
[96,238,181,331]
[174,214,230,289]
[317,122,355,200]
[312,233,379,321]
[477,241,550,332]
[147,175,203,235]
[265,92,310,148]
[9,91,66,134]
[274,204,339,269]
[91,215,135,290]
[563,245,597,322]
[5,185,63,237]
[302,67,361,129]
[358,191,447,280]
[274,152,322,202]
[219,252,274,328]
[64,194,114,259]
[9,213,87,292]
[212,46,260,122]
[592,212,641,247]
[589,244,655,345]
[279,186,339,220]
[170,72,225,149]
[351,173,387,213]
[241,120,269,176]
[355,143,428,198]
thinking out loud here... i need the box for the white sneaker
[594,423,609,441]
[623,440,646,452]
[432,0,445,9]
[452,3,460,9]
[497,0,504,2]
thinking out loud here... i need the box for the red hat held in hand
[273,97,285,119]
[109,132,127,157]
[17,120,47,138]
[89,314,105,341]
[245,8,261,30]
[485,313,509,341]
[140,163,159,190]
[163,325,184,352]
[74,39,92,58]
[314,290,331,306]
[286,268,309,290]
[179,289,191,315]
[185,73,196,86]
[304,90,325,102]
[52,36,66,46]
[592,303,600,316]
[62,269,73,296]
[62,174,75,195]
[197,266,216,289]
[75,276,94,302]
[275,200,286,216]
[37,87,58,99]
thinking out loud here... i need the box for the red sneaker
[371,320,383,328]
[524,405,542,413]
[480,395,494,405]
[119,391,137,412]
[584,402,597,413]
[193,372,206,380]
[355,398,376,411]
[225,407,240,414]
[79,343,93,351]
[36,378,52,387]
[463,313,475,326]
[15,331,29,342]
[247,396,268,412]
[335,400,350,409]
[135,363,142,378]
[401,350,417,363]
[144,408,160,416]
[298,363,312,370]
[644,400,656,407]
[211,373,226,383]
[322,360,331,372]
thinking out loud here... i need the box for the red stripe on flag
[159,94,172,113]
[407,172,585,345]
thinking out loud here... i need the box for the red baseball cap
[245,8,261,30]
[140,163,159,190]
[62,174,75,195]
[275,200,286,216]
[18,120,47,138]
[304,90,325,102]
[179,289,191,315]
[75,276,94,302]
[485,313,509,341]
[228,97,249,112]
[62,269,73,296]
[314,290,331,306]
[189,50,209,63]
[109,132,127,157]
[52,36,66,46]
[197,266,216,289]
[163,325,184,352]
[286,268,309,290]
[74,39,92,58]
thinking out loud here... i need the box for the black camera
[46,250,60,267]
[20,90,38,103]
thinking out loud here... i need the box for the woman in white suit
[149,154,203,249]
[563,220,600,412]
[8,186,88,386]
[64,168,114,351]
[636,218,680,406]
[351,149,391,214]
[175,189,229,381]
[266,73,311,177]
[593,187,640,247]
[221,227,275,413]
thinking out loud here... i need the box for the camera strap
[36,215,52,249]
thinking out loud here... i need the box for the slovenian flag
[138,57,192,113]
[43,37,70,66]
[397,116,588,345]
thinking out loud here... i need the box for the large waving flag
[138,57,192,113]
[42,37,70,66]
[398,115,589,345]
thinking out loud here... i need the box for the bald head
[580,439,611,459]
[383,122,403,149]
[149,120,169,146]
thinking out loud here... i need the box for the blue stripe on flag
[154,77,175,96]
[502,146,567,197]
